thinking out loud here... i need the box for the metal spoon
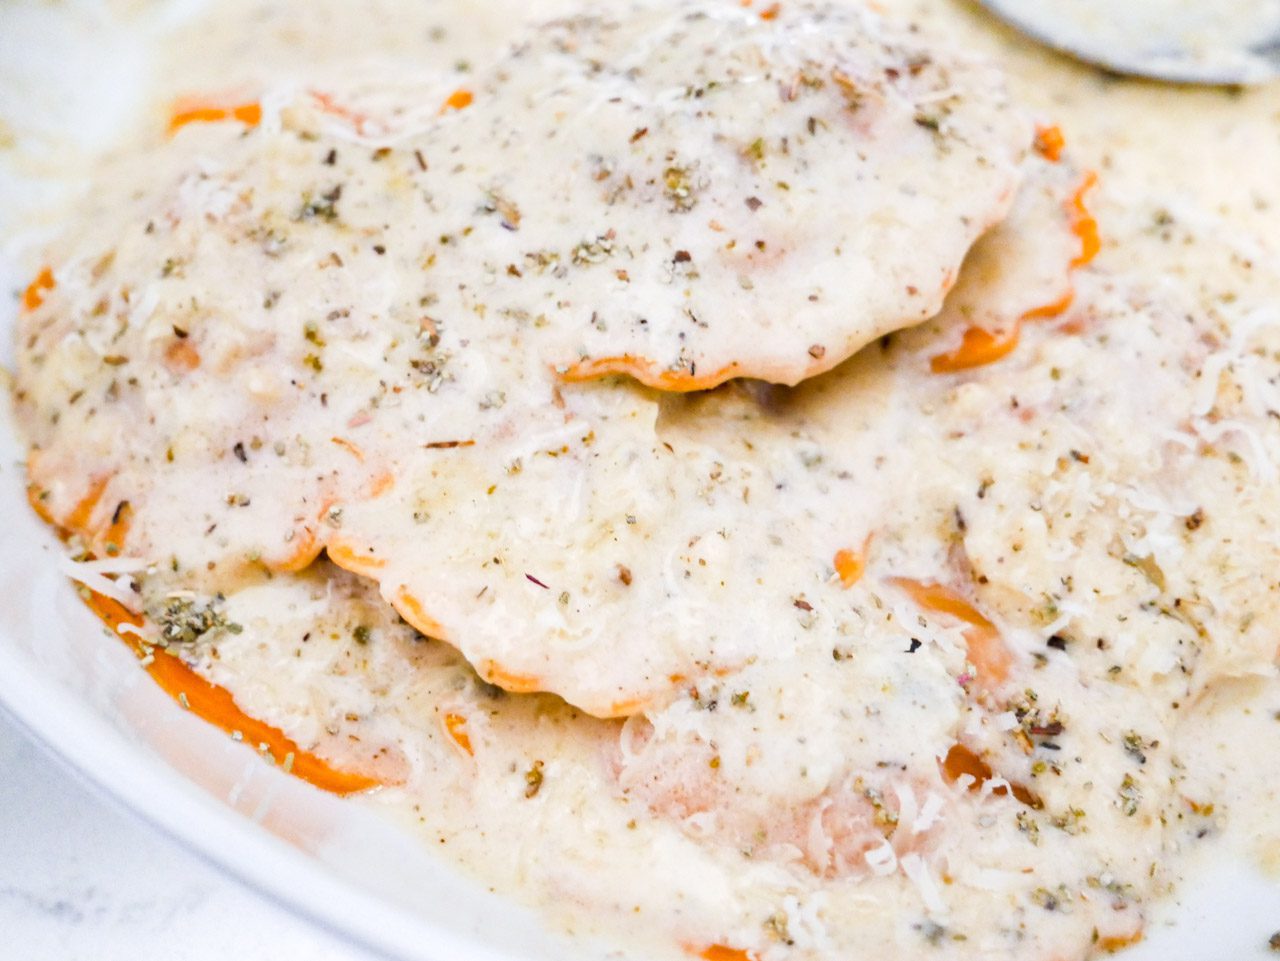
[977,0,1280,85]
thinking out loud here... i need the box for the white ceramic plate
[0,3,1277,958]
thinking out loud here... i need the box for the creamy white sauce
[12,0,1028,717]
[4,1,1280,960]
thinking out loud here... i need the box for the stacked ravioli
[16,2,1280,959]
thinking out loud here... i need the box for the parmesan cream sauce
[4,1,1280,960]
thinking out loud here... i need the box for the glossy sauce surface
[4,2,1280,960]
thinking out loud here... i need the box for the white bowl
[0,4,1277,957]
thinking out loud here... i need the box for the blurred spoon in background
[977,0,1280,84]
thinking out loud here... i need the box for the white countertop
[0,709,378,961]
